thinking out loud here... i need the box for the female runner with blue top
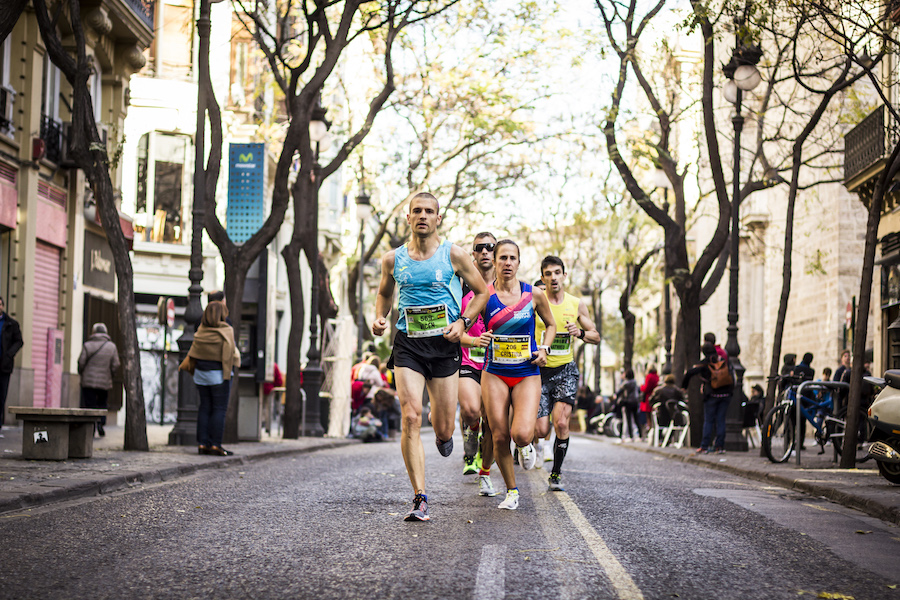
[470,239,556,510]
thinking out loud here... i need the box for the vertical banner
[227,143,266,243]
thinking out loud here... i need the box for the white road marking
[474,544,505,600]
[529,470,646,600]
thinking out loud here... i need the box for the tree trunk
[0,0,27,45]
[222,259,250,444]
[281,237,305,439]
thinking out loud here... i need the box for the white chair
[661,402,690,449]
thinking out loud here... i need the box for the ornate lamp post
[721,16,762,451]
[654,167,673,376]
[355,184,372,362]
[301,96,331,436]
[170,0,224,445]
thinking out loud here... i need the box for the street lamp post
[355,185,372,362]
[721,18,762,452]
[654,168,673,376]
[300,96,331,437]
[170,0,223,445]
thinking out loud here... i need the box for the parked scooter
[865,370,900,484]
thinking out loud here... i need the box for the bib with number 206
[404,304,449,338]
[492,335,532,364]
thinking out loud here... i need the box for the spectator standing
[77,323,120,437]
[704,332,728,362]
[0,296,23,435]
[615,369,640,442]
[682,342,734,454]
[833,350,850,382]
[179,301,241,456]
[639,366,659,437]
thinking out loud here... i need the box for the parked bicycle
[761,375,867,463]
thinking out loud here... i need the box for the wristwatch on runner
[538,345,550,353]
[458,316,472,330]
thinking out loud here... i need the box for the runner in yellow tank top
[533,256,600,492]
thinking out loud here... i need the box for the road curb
[602,436,900,526]
[0,439,354,515]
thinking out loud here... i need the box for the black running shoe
[404,494,430,521]
[436,436,453,457]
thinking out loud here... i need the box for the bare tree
[32,0,148,449]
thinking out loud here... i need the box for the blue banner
[226,143,265,243]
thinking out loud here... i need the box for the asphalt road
[1,433,898,600]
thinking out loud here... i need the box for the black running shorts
[388,331,461,380]
[459,365,482,383]
[538,362,579,418]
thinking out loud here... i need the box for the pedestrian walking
[371,192,489,521]
[833,349,850,382]
[682,341,734,454]
[531,255,600,492]
[0,296,23,435]
[77,323,120,436]
[639,366,659,438]
[179,301,241,456]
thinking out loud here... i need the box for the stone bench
[8,407,107,460]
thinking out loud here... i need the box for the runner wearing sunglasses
[457,232,497,496]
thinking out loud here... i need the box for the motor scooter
[865,370,900,484]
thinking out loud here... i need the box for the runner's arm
[372,251,396,337]
[444,244,489,342]
[569,299,600,344]
[532,287,556,366]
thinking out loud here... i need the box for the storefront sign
[83,230,115,292]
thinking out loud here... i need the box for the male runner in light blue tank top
[372,193,488,521]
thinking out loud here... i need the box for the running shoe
[463,455,478,475]
[498,489,519,510]
[548,473,565,492]
[715,448,726,455]
[436,436,453,457]
[534,440,544,467]
[404,494,430,521]
[479,475,498,497]
[518,444,537,470]
[544,441,553,462]
[463,424,479,459]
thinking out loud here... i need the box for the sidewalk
[594,434,900,526]
[0,424,354,514]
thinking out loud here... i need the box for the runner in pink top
[458,232,498,497]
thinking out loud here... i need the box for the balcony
[122,0,154,31]
[844,105,900,203]
[40,114,63,165]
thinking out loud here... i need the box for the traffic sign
[846,301,852,329]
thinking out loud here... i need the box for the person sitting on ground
[351,380,373,415]
[351,407,384,443]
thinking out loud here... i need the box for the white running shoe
[518,444,537,470]
[479,475,497,497]
[534,441,544,468]
[498,489,519,510]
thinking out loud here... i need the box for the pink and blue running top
[484,281,539,378]
[461,288,487,370]
[393,240,462,336]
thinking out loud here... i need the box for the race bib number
[549,333,571,356]
[404,304,449,338]
[468,346,485,364]
[492,335,532,365]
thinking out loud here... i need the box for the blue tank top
[393,240,462,337]
[484,281,539,378]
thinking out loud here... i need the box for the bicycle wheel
[827,407,870,460]
[763,404,794,463]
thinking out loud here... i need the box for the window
[89,57,102,123]
[41,53,60,121]
[0,37,14,137]
[135,132,190,243]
